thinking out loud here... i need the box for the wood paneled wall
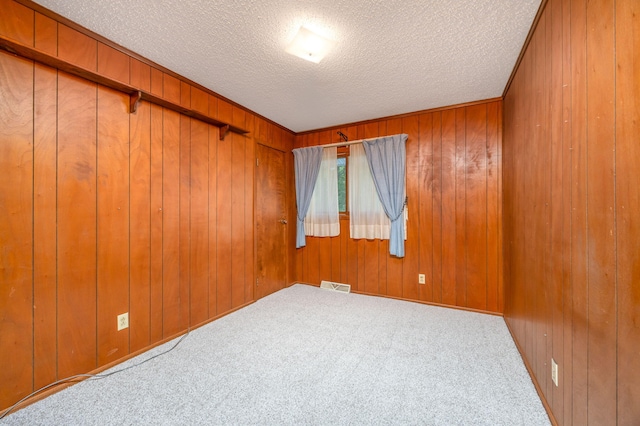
[0,0,294,411]
[293,100,503,313]
[503,0,639,424]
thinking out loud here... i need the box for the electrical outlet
[418,274,426,284]
[117,312,129,331]
[551,358,558,386]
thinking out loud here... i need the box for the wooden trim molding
[0,35,248,139]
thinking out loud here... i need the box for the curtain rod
[302,133,406,149]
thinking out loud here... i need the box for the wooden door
[255,144,287,299]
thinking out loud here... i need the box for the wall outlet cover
[117,312,129,331]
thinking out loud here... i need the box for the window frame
[337,146,349,219]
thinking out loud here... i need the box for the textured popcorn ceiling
[33,0,541,132]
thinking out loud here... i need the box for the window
[304,147,339,237]
[348,143,391,239]
[337,156,347,213]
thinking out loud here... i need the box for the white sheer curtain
[304,147,340,237]
[349,143,391,239]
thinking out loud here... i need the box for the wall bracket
[130,91,142,114]
[219,124,230,141]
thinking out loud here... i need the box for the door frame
[254,141,290,299]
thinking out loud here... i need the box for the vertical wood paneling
[402,115,419,301]
[306,223,321,285]
[440,109,457,306]
[560,0,573,419]
[431,112,443,304]
[0,52,34,408]
[229,106,243,136]
[569,0,588,423]
[231,133,246,309]
[418,113,433,302]
[161,109,180,337]
[58,24,96,71]
[208,125,219,317]
[162,74,180,105]
[150,68,162,97]
[129,59,150,92]
[34,12,57,54]
[585,1,616,423]
[190,119,209,325]
[217,99,233,309]
[377,240,388,295]
[216,135,232,314]
[0,0,34,45]
[496,103,503,314]
[207,100,218,316]
[191,87,208,115]
[149,104,164,343]
[454,109,466,307]
[330,234,341,282]
[547,0,564,417]
[178,115,191,330]
[33,62,57,390]
[485,102,499,313]
[464,104,487,311]
[294,102,501,314]
[531,17,549,392]
[514,32,528,365]
[217,99,233,126]
[338,220,348,283]
[97,43,129,84]
[318,235,332,283]
[210,96,222,126]
[1,3,300,411]
[57,72,97,378]
[96,87,130,366]
[232,103,248,305]
[616,1,640,424]
[244,130,255,303]
[180,81,190,108]
[346,221,358,289]
[130,100,151,352]
[504,0,638,424]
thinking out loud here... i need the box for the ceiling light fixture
[285,26,335,64]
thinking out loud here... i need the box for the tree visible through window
[337,156,347,212]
